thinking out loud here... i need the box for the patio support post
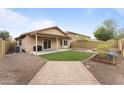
[56,37,59,49]
[35,34,38,55]
[68,38,70,48]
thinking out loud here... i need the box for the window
[19,40,22,46]
[64,39,68,46]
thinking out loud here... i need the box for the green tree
[94,27,113,41]
[0,30,11,40]
[117,28,124,39]
[94,19,118,41]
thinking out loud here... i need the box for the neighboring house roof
[66,31,90,38]
[15,26,69,40]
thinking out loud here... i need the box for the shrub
[96,44,111,58]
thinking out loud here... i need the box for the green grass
[40,51,94,61]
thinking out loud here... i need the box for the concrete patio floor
[29,61,100,85]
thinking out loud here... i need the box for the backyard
[0,53,46,84]
[83,55,124,84]
[40,51,94,61]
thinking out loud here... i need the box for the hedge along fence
[0,40,16,62]
[71,40,118,49]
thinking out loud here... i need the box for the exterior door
[43,39,51,49]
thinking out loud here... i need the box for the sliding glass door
[43,39,51,49]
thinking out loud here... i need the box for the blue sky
[0,8,124,39]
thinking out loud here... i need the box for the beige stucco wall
[18,36,70,53]
[21,37,26,49]
[25,35,35,52]
[39,37,57,50]
[16,37,27,51]
[40,29,65,36]
[21,36,43,52]
[67,33,90,41]
[67,34,76,41]
[17,28,70,53]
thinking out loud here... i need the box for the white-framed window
[63,39,68,46]
[19,40,22,46]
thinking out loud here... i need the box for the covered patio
[31,32,71,55]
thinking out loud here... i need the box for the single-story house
[66,31,90,41]
[15,26,71,54]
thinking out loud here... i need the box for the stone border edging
[81,53,98,63]
[80,53,101,85]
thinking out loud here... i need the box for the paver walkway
[29,61,100,85]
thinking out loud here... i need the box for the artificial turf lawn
[40,51,94,61]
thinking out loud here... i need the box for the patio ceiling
[30,32,70,39]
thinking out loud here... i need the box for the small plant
[96,44,111,58]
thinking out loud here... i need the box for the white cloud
[0,9,56,38]
[0,9,29,24]
[114,8,124,16]
[29,19,56,30]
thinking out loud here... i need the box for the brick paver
[29,61,100,85]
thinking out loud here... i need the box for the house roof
[66,31,90,38]
[15,26,69,40]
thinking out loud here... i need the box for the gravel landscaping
[0,53,46,85]
[83,55,124,85]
